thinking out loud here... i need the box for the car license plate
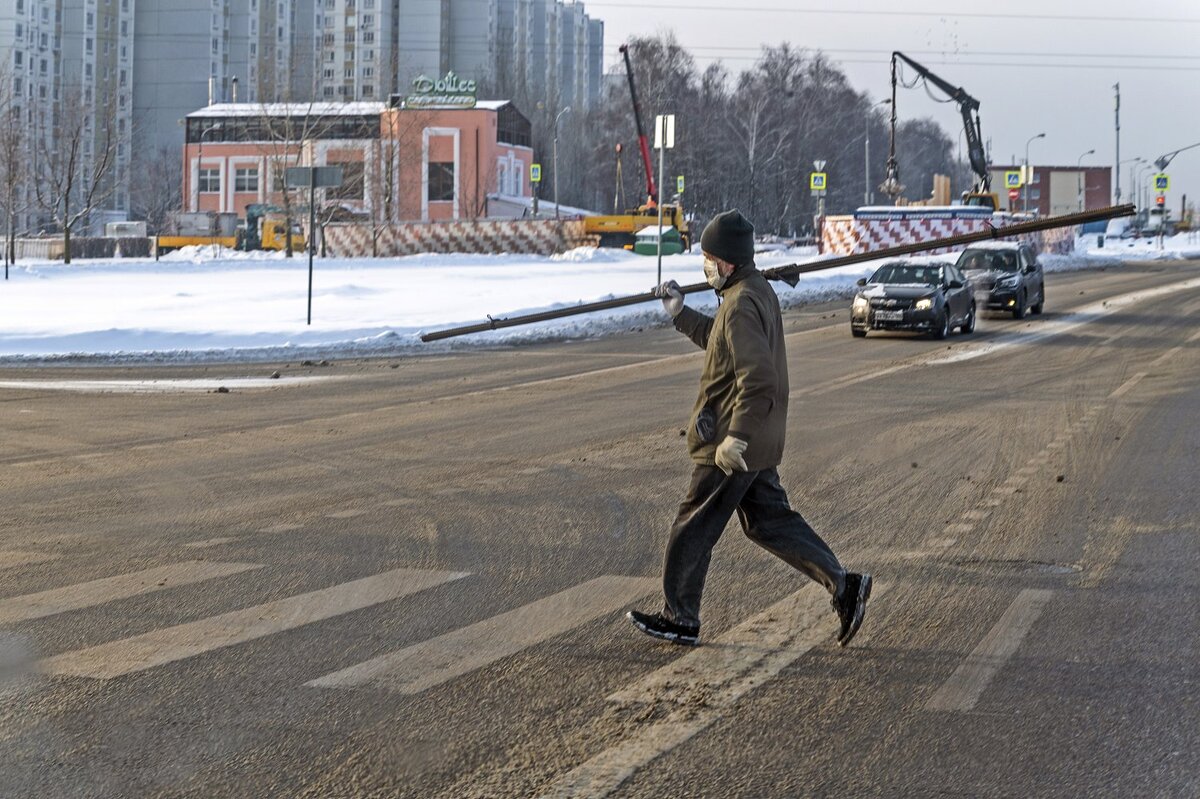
[874,310,903,322]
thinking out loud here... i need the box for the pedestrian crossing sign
[810,172,827,191]
[1005,170,1023,189]
[530,164,542,183]
[1154,173,1169,191]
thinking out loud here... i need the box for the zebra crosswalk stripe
[306,575,657,695]
[37,567,469,680]
[0,561,262,625]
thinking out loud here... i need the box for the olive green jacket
[673,264,789,470]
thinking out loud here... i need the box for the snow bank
[0,234,1193,363]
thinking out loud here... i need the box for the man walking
[627,209,872,648]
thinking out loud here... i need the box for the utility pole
[1113,83,1121,204]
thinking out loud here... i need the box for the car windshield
[958,250,1018,273]
[869,263,944,286]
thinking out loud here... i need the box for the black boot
[832,572,873,647]
[627,610,700,646]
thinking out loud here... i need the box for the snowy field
[1,232,1198,364]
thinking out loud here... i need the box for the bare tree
[0,56,30,268]
[34,86,118,264]
[129,144,182,235]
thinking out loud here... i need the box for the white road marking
[0,550,61,569]
[1109,372,1147,398]
[306,575,656,694]
[929,275,1200,365]
[945,523,974,534]
[0,561,261,625]
[182,537,239,549]
[38,567,469,679]
[540,585,874,798]
[257,523,303,534]
[325,509,367,519]
[0,376,341,394]
[926,588,1053,712]
[964,510,988,521]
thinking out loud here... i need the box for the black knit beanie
[700,209,755,266]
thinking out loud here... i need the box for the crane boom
[883,51,992,202]
[620,44,657,204]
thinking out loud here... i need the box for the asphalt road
[1,260,1198,798]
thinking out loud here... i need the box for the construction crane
[583,43,689,249]
[621,43,657,206]
[880,51,998,210]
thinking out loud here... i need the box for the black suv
[850,260,976,339]
[955,243,1045,319]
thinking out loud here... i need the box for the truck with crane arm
[879,51,999,211]
[583,43,690,250]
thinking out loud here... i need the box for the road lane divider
[925,588,1052,712]
[0,561,261,625]
[306,576,657,694]
[37,567,468,679]
[0,550,61,570]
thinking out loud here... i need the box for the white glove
[657,280,684,318]
[714,435,748,475]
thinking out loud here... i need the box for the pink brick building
[182,100,535,223]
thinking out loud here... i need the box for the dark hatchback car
[955,243,1045,319]
[850,260,976,339]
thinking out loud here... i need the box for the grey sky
[589,0,1200,211]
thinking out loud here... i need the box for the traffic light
[1156,194,1166,207]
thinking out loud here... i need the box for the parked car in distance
[850,260,975,339]
[955,242,1044,319]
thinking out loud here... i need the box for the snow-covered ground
[1,232,1197,364]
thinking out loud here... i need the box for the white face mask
[703,257,727,290]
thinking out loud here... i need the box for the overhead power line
[585,2,1200,25]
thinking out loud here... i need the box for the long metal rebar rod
[420,204,1134,343]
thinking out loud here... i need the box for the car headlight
[997,276,1019,288]
[915,298,933,311]
[853,295,868,311]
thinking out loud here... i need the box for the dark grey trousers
[662,465,846,628]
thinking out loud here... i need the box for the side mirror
[856,278,867,287]
[1024,264,1037,274]
[948,280,964,289]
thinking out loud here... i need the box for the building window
[428,162,454,202]
[361,84,373,96]
[362,31,374,43]
[1030,188,1041,200]
[199,168,220,193]
[328,161,363,200]
[235,167,259,193]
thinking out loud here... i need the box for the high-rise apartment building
[133,0,311,185]
[314,0,395,101]
[3,0,602,231]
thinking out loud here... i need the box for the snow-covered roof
[189,100,515,118]
[188,102,386,119]
[960,240,1024,251]
[635,225,677,237]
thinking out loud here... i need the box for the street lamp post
[865,99,889,206]
[1023,132,1045,213]
[553,106,571,220]
[1076,148,1095,211]
[1122,157,1144,210]
[1135,162,1152,210]
[194,122,223,212]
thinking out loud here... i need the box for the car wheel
[851,328,867,338]
[1012,290,1026,320]
[961,303,976,334]
[932,309,950,340]
[1031,284,1044,315]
